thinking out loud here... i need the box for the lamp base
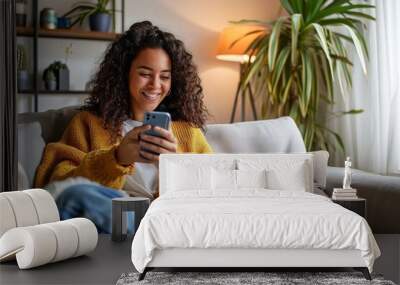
[230,64,258,123]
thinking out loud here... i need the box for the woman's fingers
[140,140,172,155]
[150,126,177,143]
[139,149,159,161]
[125,125,151,141]
[140,134,177,153]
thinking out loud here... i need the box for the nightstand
[332,198,366,218]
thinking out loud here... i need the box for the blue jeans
[56,184,134,234]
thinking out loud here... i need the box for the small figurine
[343,156,352,189]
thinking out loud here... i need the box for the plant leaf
[291,14,303,66]
[340,109,364,115]
[268,17,284,70]
[345,25,367,74]
[312,23,334,80]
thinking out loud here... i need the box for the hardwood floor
[374,234,400,284]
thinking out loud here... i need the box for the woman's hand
[116,125,152,166]
[139,126,178,162]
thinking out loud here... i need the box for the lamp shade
[216,25,266,63]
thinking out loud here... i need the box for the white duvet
[131,190,380,273]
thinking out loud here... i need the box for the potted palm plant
[234,0,374,152]
[63,0,113,32]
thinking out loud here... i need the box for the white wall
[18,0,281,123]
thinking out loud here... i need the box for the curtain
[329,0,400,176]
[0,0,18,191]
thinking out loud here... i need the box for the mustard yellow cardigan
[35,111,213,189]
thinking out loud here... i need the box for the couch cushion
[17,106,80,187]
[18,121,45,187]
[18,106,79,144]
[205,116,306,153]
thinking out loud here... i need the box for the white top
[121,119,158,199]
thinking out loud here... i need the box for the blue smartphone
[143,111,171,137]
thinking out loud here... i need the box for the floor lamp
[216,25,265,123]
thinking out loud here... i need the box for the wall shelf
[16,0,125,112]
[17,27,120,41]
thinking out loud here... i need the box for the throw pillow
[167,163,212,192]
[236,169,267,188]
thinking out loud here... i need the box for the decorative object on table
[63,0,114,32]
[0,189,98,269]
[16,45,30,91]
[216,25,267,122]
[112,197,150,242]
[15,0,27,27]
[57,16,72,29]
[232,0,374,151]
[343,156,352,189]
[42,61,70,91]
[40,8,57,30]
[332,156,358,200]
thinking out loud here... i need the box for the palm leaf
[268,18,285,70]
[291,14,303,66]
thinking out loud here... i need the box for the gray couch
[17,107,400,234]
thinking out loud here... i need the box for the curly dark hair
[83,21,208,139]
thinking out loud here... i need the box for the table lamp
[216,25,266,122]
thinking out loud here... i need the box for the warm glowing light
[216,25,267,63]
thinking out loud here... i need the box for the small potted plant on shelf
[63,0,113,32]
[17,45,30,91]
[43,70,57,91]
[43,61,70,91]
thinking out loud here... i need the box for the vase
[56,67,69,91]
[89,13,111,32]
[17,70,30,91]
[45,80,57,91]
[16,0,27,27]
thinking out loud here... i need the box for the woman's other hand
[116,125,152,166]
[139,126,177,162]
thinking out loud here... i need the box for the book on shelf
[332,187,358,200]
[332,195,359,200]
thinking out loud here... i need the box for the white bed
[131,154,380,280]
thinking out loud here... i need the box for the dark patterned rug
[116,271,396,285]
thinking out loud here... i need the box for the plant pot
[45,80,57,91]
[56,68,69,90]
[89,13,111,32]
[16,1,27,27]
[17,70,30,91]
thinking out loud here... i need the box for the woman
[34,21,213,232]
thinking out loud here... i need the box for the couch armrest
[326,166,400,234]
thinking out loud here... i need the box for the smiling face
[129,48,172,121]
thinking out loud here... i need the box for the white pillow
[237,157,313,192]
[167,163,212,192]
[212,169,236,190]
[266,162,308,191]
[236,169,267,188]
[311,150,329,188]
[212,168,268,190]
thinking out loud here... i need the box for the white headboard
[159,153,313,195]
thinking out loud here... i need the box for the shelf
[18,90,91,95]
[16,27,120,41]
